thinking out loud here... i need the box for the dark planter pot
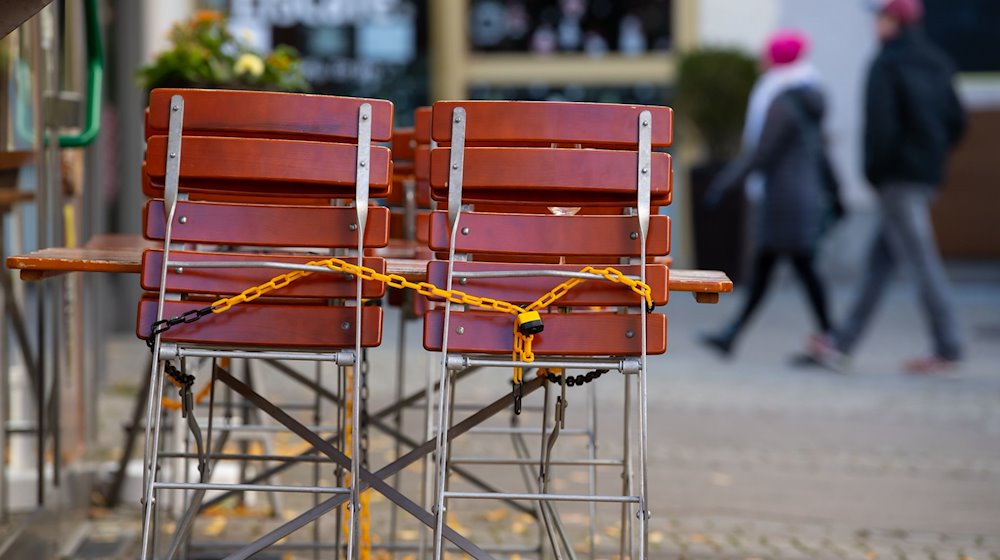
[690,160,747,283]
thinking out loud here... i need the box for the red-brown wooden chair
[424,100,672,559]
[136,88,393,559]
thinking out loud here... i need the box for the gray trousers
[833,183,963,360]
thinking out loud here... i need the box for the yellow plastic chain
[152,258,650,548]
[511,265,654,382]
[206,257,653,385]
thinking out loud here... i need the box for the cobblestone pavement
[90,269,1000,558]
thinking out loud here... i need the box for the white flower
[234,53,264,77]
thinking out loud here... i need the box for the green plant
[137,10,309,93]
[676,48,758,162]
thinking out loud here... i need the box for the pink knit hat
[766,30,809,66]
[877,0,924,24]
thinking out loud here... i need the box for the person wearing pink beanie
[766,30,809,67]
[804,0,968,374]
[701,30,839,359]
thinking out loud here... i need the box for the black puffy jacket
[864,27,966,188]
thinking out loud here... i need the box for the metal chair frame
[138,93,376,559]
[428,103,656,560]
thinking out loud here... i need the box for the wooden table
[6,234,732,301]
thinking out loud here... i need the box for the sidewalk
[88,264,1000,558]
[637,266,1000,558]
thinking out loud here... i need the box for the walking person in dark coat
[701,30,839,357]
[807,0,966,373]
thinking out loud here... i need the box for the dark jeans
[832,183,963,360]
[722,247,832,342]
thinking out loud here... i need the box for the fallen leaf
[483,508,509,522]
[201,515,227,537]
[398,529,419,541]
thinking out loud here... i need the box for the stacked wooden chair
[423,100,673,559]
[136,89,677,559]
[136,88,393,559]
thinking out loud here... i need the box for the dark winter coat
[864,27,966,188]
[707,86,831,252]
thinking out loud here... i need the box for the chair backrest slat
[432,100,671,148]
[144,201,389,248]
[146,88,393,142]
[427,211,669,257]
[142,250,387,298]
[425,261,668,306]
[144,136,391,199]
[429,147,671,206]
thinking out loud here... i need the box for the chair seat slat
[144,201,390,248]
[423,310,666,356]
[427,211,670,257]
[424,261,668,306]
[138,298,382,349]
[141,250,386,299]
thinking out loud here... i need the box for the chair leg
[619,373,634,560]
[536,380,561,557]
[418,351,437,560]
[214,364,507,560]
[139,358,168,560]
[637,366,651,560]
[431,364,455,560]
[346,361,362,560]
[587,382,599,560]
[389,292,409,558]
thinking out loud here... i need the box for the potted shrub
[676,48,757,280]
[137,10,310,93]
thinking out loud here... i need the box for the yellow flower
[234,53,264,78]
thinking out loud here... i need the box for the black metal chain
[144,306,213,395]
[163,362,195,390]
[145,304,216,348]
[513,368,609,415]
[544,368,609,387]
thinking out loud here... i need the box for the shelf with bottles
[469,0,672,56]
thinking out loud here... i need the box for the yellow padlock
[516,310,544,335]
